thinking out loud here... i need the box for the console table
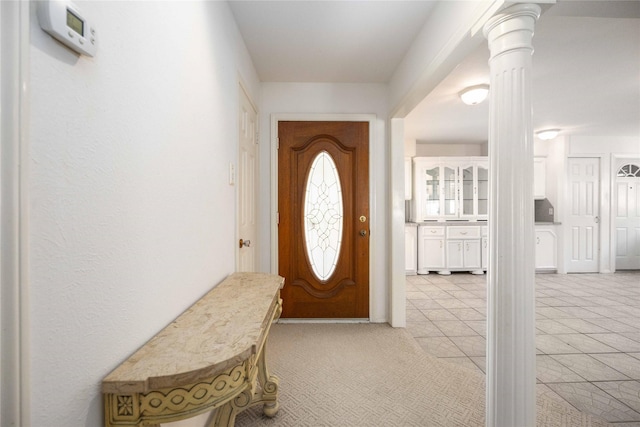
[102,272,284,427]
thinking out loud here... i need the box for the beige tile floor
[406,271,640,425]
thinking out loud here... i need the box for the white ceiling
[229,1,640,144]
[228,0,437,83]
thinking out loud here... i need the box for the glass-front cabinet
[412,157,488,221]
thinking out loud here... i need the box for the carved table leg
[210,388,253,427]
[257,340,280,417]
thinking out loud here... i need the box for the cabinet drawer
[421,226,445,237]
[447,226,481,239]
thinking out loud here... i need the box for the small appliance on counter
[535,198,555,223]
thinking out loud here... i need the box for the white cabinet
[412,157,488,222]
[446,240,482,269]
[535,226,557,270]
[534,157,546,200]
[446,226,483,273]
[418,224,485,275]
[417,225,446,274]
[405,224,417,275]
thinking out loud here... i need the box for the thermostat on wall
[37,0,97,57]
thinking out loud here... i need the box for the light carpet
[235,323,610,426]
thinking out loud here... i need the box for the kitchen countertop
[406,221,562,225]
[408,221,487,225]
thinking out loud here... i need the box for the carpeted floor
[234,323,611,426]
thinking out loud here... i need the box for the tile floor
[406,271,640,426]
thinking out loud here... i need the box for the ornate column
[483,4,541,427]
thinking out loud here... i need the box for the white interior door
[615,161,640,270]
[237,86,258,272]
[567,157,600,273]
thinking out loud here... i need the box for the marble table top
[102,272,284,394]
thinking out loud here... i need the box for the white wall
[259,82,389,322]
[27,1,259,426]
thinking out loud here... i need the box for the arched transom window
[617,164,640,178]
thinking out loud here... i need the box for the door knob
[239,239,251,248]
[359,230,367,237]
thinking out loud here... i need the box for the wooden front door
[278,121,369,318]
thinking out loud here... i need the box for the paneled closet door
[567,157,600,273]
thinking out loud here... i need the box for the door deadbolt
[239,239,251,248]
[359,215,367,223]
[359,230,367,237]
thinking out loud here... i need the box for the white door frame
[270,113,377,321]
[611,154,640,272]
[1,1,31,425]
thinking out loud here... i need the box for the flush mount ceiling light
[535,129,560,140]
[459,84,489,105]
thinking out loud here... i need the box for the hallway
[406,272,640,425]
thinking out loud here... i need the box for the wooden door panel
[278,121,369,318]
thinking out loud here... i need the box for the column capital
[483,3,541,57]
[483,3,541,37]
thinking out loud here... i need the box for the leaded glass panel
[303,151,344,281]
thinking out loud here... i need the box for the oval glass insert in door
[303,151,344,281]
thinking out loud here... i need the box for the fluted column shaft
[483,4,541,427]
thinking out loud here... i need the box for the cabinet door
[460,165,475,217]
[424,165,441,218]
[482,237,488,270]
[535,229,557,269]
[463,240,482,269]
[443,166,458,217]
[405,226,417,273]
[446,240,464,268]
[477,163,489,218]
[422,238,446,269]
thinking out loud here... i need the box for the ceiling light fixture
[459,84,489,105]
[535,129,560,140]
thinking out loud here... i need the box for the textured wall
[27,2,259,425]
